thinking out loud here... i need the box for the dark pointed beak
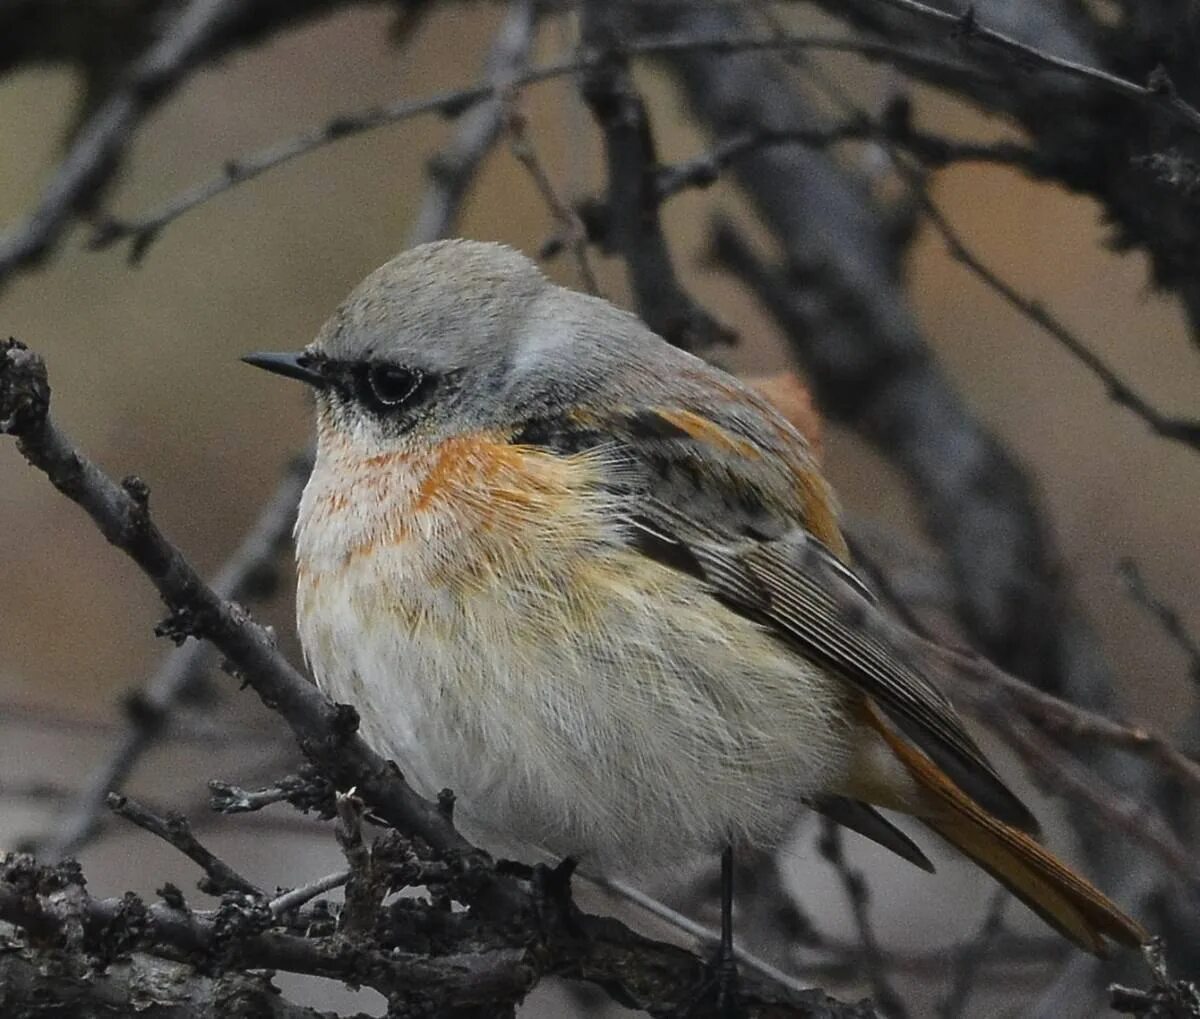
[242,351,326,387]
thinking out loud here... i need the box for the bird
[244,238,1145,990]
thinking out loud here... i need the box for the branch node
[121,474,151,509]
[155,607,197,646]
[157,882,187,911]
[952,5,978,40]
[1147,65,1177,98]
[0,339,50,435]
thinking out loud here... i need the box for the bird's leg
[715,844,739,1018]
[680,845,741,1018]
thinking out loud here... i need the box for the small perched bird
[245,239,1144,973]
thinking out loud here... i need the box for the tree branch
[83,30,973,262]
[863,0,1200,134]
[0,0,243,289]
[916,194,1200,453]
[580,1,733,351]
[106,793,263,898]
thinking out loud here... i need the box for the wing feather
[509,404,1040,835]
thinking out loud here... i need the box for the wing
[509,400,1039,836]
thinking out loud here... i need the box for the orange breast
[300,427,609,584]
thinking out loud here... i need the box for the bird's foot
[678,944,740,1019]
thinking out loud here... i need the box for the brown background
[1,5,1196,1016]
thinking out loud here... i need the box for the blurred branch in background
[1,0,1198,1016]
[0,0,424,289]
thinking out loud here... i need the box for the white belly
[293,443,857,873]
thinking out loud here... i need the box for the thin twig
[937,890,1008,1019]
[0,0,242,286]
[107,792,262,898]
[918,193,1200,452]
[599,876,816,996]
[504,104,601,295]
[818,821,911,1019]
[656,121,1040,201]
[269,870,350,917]
[866,0,1200,134]
[579,1,733,350]
[404,0,537,247]
[930,641,1200,797]
[0,697,268,744]
[208,769,335,817]
[83,30,977,258]
[1118,559,1200,685]
[987,712,1200,886]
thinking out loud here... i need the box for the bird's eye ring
[366,363,424,407]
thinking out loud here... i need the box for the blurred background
[1,2,1197,1016]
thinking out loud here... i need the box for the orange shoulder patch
[653,408,763,460]
[793,464,848,561]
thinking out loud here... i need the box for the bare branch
[655,118,1042,201]
[0,0,243,288]
[818,821,910,1019]
[0,942,344,1019]
[982,709,1200,887]
[917,195,1200,453]
[268,870,350,918]
[106,793,262,899]
[208,769,335,817]
[937,891,1008,1019]
[932,643,1200,798]
[599,875,818,995]
[404,0,538,247]
[863,0,1200,134]
[505,104,602,295]
[40,453,311,861]
[1118,560,1200,684]
[84,30,972,260]
[580,1,733,351]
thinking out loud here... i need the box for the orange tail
[869,704,1146,955]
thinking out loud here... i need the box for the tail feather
[867,701,1146,955]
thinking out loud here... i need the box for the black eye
[365,363,424,407]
